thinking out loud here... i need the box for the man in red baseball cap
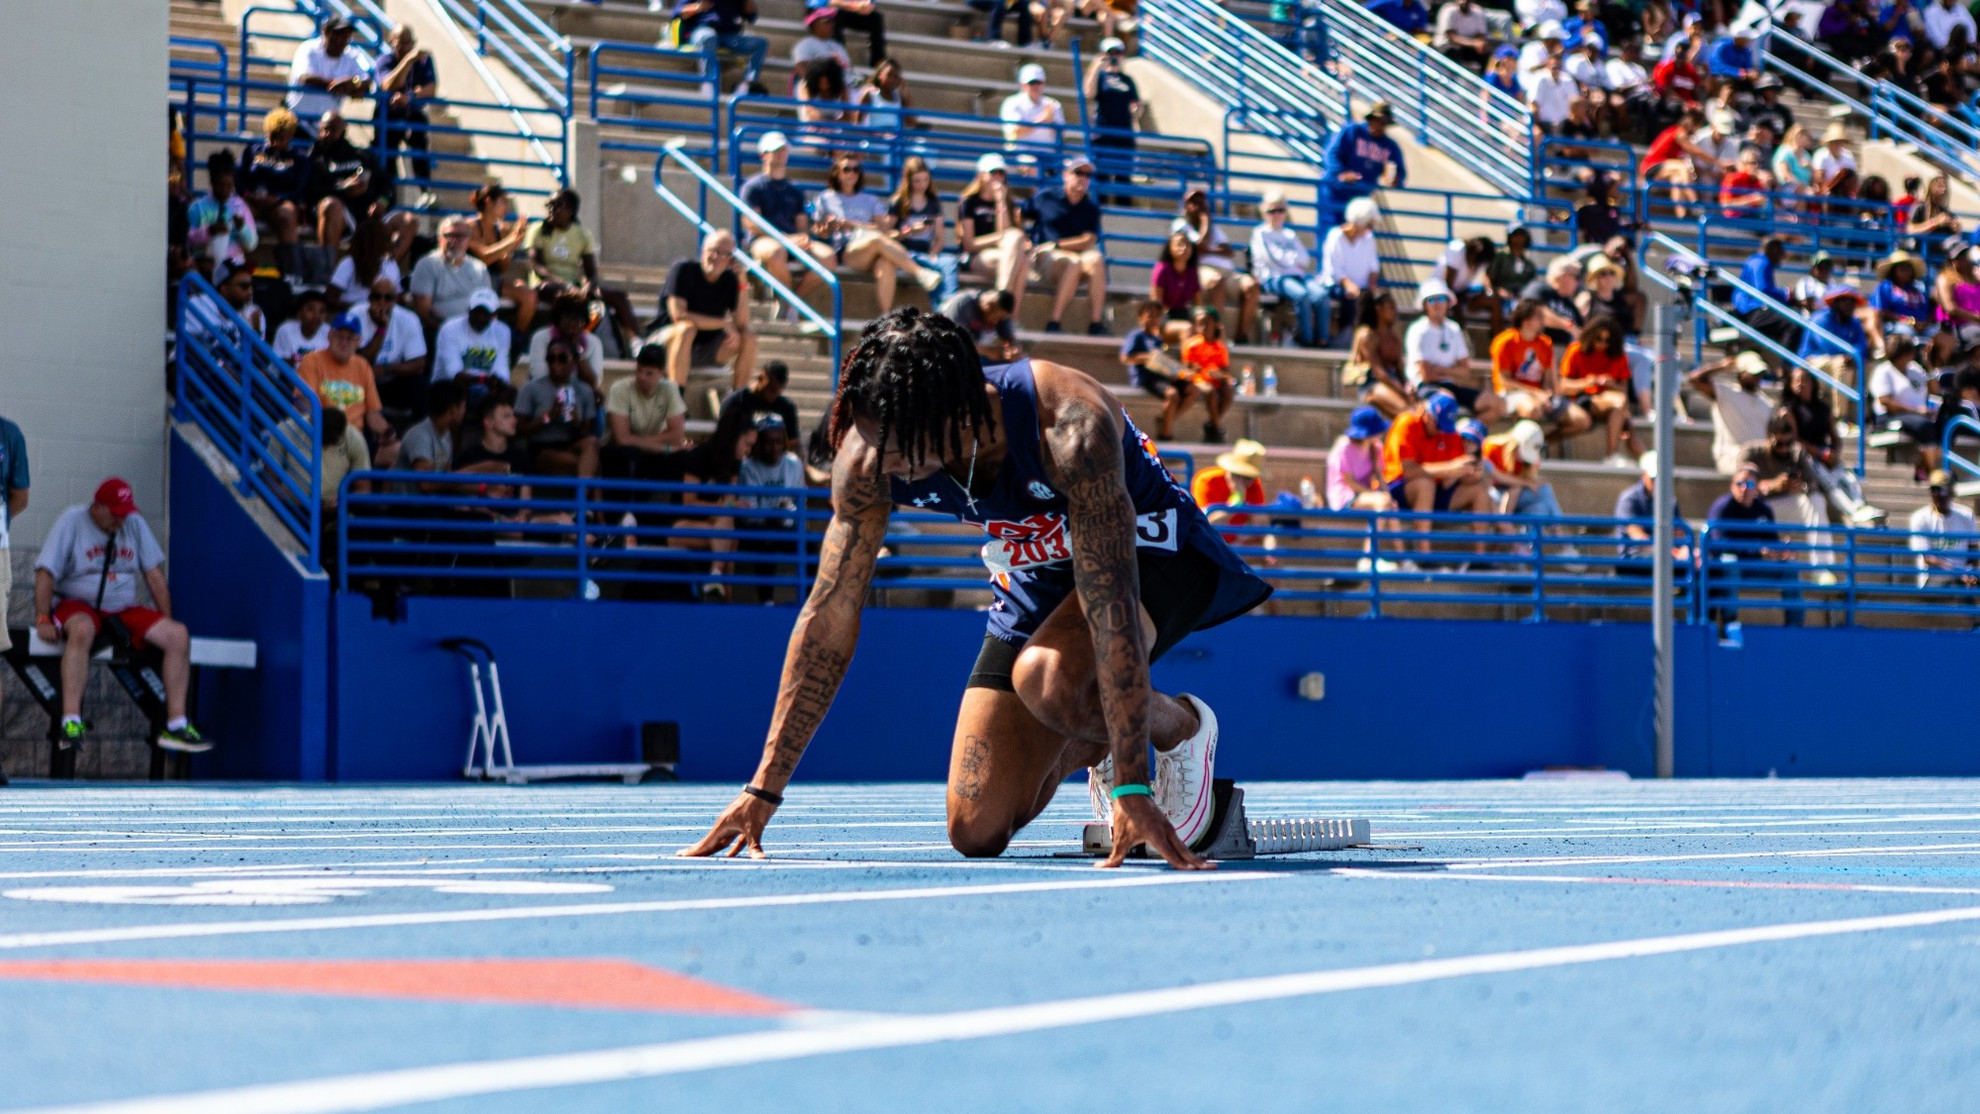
[31,478,211,753]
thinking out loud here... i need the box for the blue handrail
[173,273,324,571]
[431,0,574,113]
[1760,27,1980,178]
[1943,416,1980,484]
[588,41,724,165]
[653,139,844,382]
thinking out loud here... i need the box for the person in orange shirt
[1383,391,1489,551]
[1491,298,1591,439]
[1191,438,1266,544]
[296,312,400,465]
[1157,307,1235,443]
[1557,314,1640,466]
[1481,419,1566,518]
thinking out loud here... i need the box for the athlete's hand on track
[678,792,777,859]
[1099,794,1214,871]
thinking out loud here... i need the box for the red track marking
[0,959,794,1015]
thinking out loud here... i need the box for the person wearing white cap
[738,130,834,307]
[1516,21,1565,97]
[1406,278,1503,422]
[1084,37,1140,202]
[1482,420,1565,519]
[1526,47,1578,131]
[955,153,1035,298]
[432,286,513,390]
[1000,64,1066,156]
[1690,107,1741,179]
[1811,123,1858,191]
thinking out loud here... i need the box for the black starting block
[1,629,255,782]
[1078,779,1372,860]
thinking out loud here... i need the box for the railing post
[1529,519,1544,623]
[1366,514,1383,619]
[476,0,488,56]
[793,494,808,597]
[1845,528,1858,627]
[574,478,589,599]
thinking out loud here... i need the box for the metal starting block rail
[1079,780,1372,860]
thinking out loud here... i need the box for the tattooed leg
[944,688,1080,858]
[1011,593,1201,752]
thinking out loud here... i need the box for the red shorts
[52,601,165,648]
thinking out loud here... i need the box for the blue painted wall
[325,597,1980,781]
[168,433,330,780]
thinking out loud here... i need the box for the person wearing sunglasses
[1707,460,1800,635]
[356,276,430,418]
[1249,189,1325,348]
[1023,156,1110,336]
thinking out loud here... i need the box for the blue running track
[1,779,1978,1111]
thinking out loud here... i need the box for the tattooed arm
[679,439,892,858]
[1036,361,1208,870]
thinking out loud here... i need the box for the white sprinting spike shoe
[1087,753,1115,821]
[1154,694,1219,847]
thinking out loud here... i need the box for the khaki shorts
[0,554,12,653]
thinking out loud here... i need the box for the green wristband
[1110,783,1153,801]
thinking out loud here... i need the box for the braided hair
[830,307,997,471]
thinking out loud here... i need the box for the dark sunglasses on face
[1265,206,1287,214]
[548,351,572,363]
[1070,168,1093,177]
[369,292,394,301]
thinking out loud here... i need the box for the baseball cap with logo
[1424,391,1460,435]
[468,288,501,313]
[95,478,139,518]
[330,312,363,334]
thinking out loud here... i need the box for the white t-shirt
[1516,0,1568,26]
[1925,1,1977,49]
[1871,358,1930,416]
[358,304,428,369]
[1171,217,1236,274]
[35,506,166,613]
[1603,57,1649,91]
[1517,41,1553,96]
[1319,226,1380,291]
[1710,377,1775,472]
[791,35,853,73]
[526,327,605,382]
[1812,146,1859,181]
[1691,128,1741,171]
[1908,502,1978,586]
[999,92,1066,146]
[329,257,404,311]
[287,37,374,119]
[1529,71,1578,125]
[1403,316,1471,382]
[273,318,330,365]
[1438,238,1483,292]
[433,316,514,383]
[1564,53,1605,91]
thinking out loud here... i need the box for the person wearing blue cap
[1326,405,1396,514]
[1381,390,1491,551]
[1484,46,1521,99]
[296,310,398,465]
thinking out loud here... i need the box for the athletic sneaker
[1086,753,1115,821]
[156,723,215,754]
[56,719,89,751]
[1153,694,1219,847]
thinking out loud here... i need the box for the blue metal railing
[588,41,724,165]
[431,0,574,114]
[1141,0,1349,166]
[1760,28,1980,180]
[332,476,1980,627]
[173,273,324,571]
[1943,416,1980,484]
[1641,231,1868,477]
[653,139,844,380]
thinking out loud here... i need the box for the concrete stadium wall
[323,595,1980,783]
[168,434,331,780]
[0,1,168,548]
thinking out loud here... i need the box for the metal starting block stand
[442,638,659,785]
[1080,780,1372,860]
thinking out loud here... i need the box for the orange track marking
[0,959,794,1015]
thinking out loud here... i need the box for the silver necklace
[960,437,979,515]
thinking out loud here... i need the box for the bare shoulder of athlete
[1027,358,1123,454]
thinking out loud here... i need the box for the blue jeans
[1262,274,1328,347]
[687,27,768,86]
[910,249,960,302]
[1512,483,1564,518]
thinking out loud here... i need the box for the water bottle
[1239,365,1256,396]
[1298,475,1317,509]
[1262,364,1279,397]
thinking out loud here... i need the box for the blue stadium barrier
[173,272,324,571]
[1141,0,1349,167]
[331,473,1980,627]
[653,139,844,377]
[588,41,724,165]
[430,0,575,114]
[1759,27,1980,181]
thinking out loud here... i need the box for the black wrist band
[742,784,783,806]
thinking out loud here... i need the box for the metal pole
[1652,301,1679,779]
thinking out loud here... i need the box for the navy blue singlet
[888,359,1271,647]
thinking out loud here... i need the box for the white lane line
[1331,869,1980,897]
[24,903,1980,1114]
[1440,842,1980,870]
[0,872,1272,951]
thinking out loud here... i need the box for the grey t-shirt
[398,418,454,472]
[939,292,1014,351]
[35,505,165,612]
[515,376,599,447]
[409,253,492,322]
